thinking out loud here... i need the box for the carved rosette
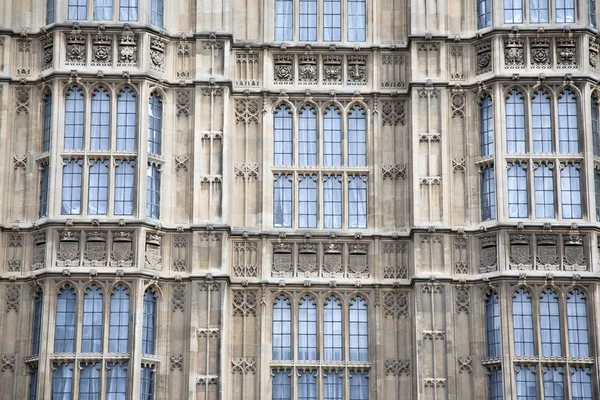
[322,55,342,84]
[274,54,294,84]
[92,32,112,66]
[475,40,492,75]
[41,35,53,69]
[149,36,166,71]
[530,38,550,68]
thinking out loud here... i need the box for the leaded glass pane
[532,91,552,153]
[274,105,293,166]
[595,170,600,222]
[64,87,84,150]
[120,0,138,21]
[507,163,528,218]
[534,162,555,218]
[571,367,593,400]
[52,362,73,399]
[109,285,130,353]
[114,160,135,216]
[68,0,87,20]
[117,88,137,151]
[323,0,342,41]
[140,366,154,400]
[272,370,291,400]
[488,368,503,400]
[54,286,76,352]
[79,363,100,400]
[348,106,367,166]
[478,0,492,28]
[82,286,103,353]
[560,163,582,219]
[349,371,369,400]
[540,289,561,356]
[590,0,597,27]
[299,107,317,166]
[42,92,52,152]
[94,0,112,20]
[530,0,549,22]
[348,0,366,41]
[349,297,368,361]
[323,175,342,229]
[150,0,163,27]
[274,175,293,228]
[592,97,600,156]
[480,96,494,156]
[556,0,575,22]
[298,370,317,400]
[558,90,579,154]
[543,366,564,400]
[298,296,317,360]
[298,176,317,228]
[506,90,526,153]
[148,94,162,155]
[142,290,157,355]
[272,296,292,360]
[275,0,293,41]
[513,289,534,356]
[29,367,39,400]
[87,160,109,215]
[90,89,110,150]
[567,290,589,358]
[504,0,523,23]
[32,290,43,354]
[485,292,501,358]
[39,164,50,218]
[324,296,342,360]
[299,0,317,41]
[481,166,496,221]
[146,164,160,219]
[324,371,343,400]
[323,106,342,166]
[515,366,537,400]
[47,0,55,23]
[106,362,127,400]
[348,176,367,229]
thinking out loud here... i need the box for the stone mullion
[129,280,144,400]
[192,86,203,223]
[136,83,150,220]
[38,279,55,400]
[493,82,508,223]
[558,289,573,399]
[582,83,595,224]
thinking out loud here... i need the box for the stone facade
[0,0,599,399]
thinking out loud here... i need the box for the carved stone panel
[274,54,294,84]
[32,231,46,271]
[6,234,23,273]
[145,234,162,271]
[563,234,586,271]
[272,243,293,277]
[509,235,532,270]
[383,242,408,279]
[347,55,367,84]
[235,52,261,87]
[348,244,369,278]
[83,232,107,267]
[41,34,53,70]
[111,232,133,267]
[322,55,342,84]
[536,235,559,270]
[380,54,406,89]
[556,38,577,68]
[172,235,188,272]
[297,243,318,277]
[298,54,318,84]
[322,243,343,278]
[149,36,166,72]
[530,38,550,68]
[381,101,406,126]
[91,32,112,66]
[479,236,497,273]
[475,41,492,75]
[590,38,599,71]
[504,38,525,68]
[233,241,259,278]
[65,27,87,66]
[449,45,465,80]
[117,27,137,67]
[56,231,81,267]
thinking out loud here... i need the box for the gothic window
[323,371,343,400]
[487,368,503,400]
[567,290,589,358]
[55,285,76,352]
[140,365,155,400]
[347,0,366,41]
[595,170,600,222]
[52,362,74,398]
[298,107,317,166]
[114,160,135,215]
[109,285,130,353]
[106,362,128,399]
[560,163,582,219]
[275,0,294,41]
[272,370,292,400]
[274,174,293,228]
[349,296,368,361]
[540,289,561,356]
[29,366,39,400]
[543,366,564,400]
[478,0,492,28]
[274,105,293,166]
[592,96,600,156]
[534,162,555,218]
[571,367,593,400]
[298,370,317,399]
[142,289,157,355]
[348,106,367,167]
[90,89,110,151]
[323,175,343,229]
[558,90,579,154]
[88,160,109,215]
[532,91,552,153]
[65,87,85,150]
[39,164,50,218]
[481,166,496,221]
[68,0,88,19]
[119,0,138,21]
[272,295,292,360]
[323,0,342,41]
[349,371,369,400]
[504,0,523,22]
[298,175,318,228]
[150,0,164,27]
[146,164,161,219]
[556,0,575,22]
[47,0,55,23]
[530,0,550,22]
[94,0,112,20]
[515,366,537,400]
[82,285,103,352]
[323,106,342,166]
[507,163,528,218]
[117,88,137,151]
[79,362,101,399]
[505,90,526,154]
[480,95,494,156]
[148,94,162,155]
[298,296,317,360]
[300,0,317,41]
[485,292,501,358]
[348,176,367,229]
[323,296,343,361]
[43,92,52,152]
[61,159,83,215]
[513,289,534,356]
[32,289,43,355]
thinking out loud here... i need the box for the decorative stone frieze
[385,359,410,376]
[509,234,532,270]
[556,38,577,68]
[234,98,260,124]
[83,232,107,267]
[91,30,112,66]
[117,26,137,66]
[382,164,406,180]
[380,54,406,89]
[56,231,80,267]
[272,242,293,277]
[149,36,166,72]
[536,235,559,270]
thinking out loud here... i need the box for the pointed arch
[82,284,104,352]
[55,284,77,352]
[347,105,367,167]
[348,295,368,361]
[64,86,85,150]
[323,294,343,361]
[274,103,294,166]
[512,288,534,356]
[539,288,561,357]
[297,294,317,361]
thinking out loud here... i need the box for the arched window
[515,365,537,400]
[487,367,503,400]
[79,362,101,399]
[513,289,534,356]
[298,107,317,166]
[32,289,43,354]
[485,292,501,358]
[349,296,368,361]
[150,0,164,27]
[39,163,50,218]
[274,105,293,166]
[298,370,317,399]
[349,371,369,400]
[109,285,130,353]
[348,106,366,167]
[64,87,84,150]
[117,88,137,151]
[272,295,292,360]
[42,91,52,152]
[567,290,589,358]
[505,90,526,153]
[557,90,579,154]
[323,370,343,400]
[142,290,157,355]
[61,159,83,215]
[106,362,128,399]
[114,160,135,216]
[55,285,77,352]
[88,160,109,215]
[90,89,110,151]
[347,0,366,41]
[299,0,317,41]
[533,162,555,218]
[323,296,342,361]
[273,174,293,228]
[275,0,293,40]
[298,176,318,228]
[531,91,552,153]
[323,175,343,229]
[540,289,561,356]
[298,296,317,360]
[323,106,342,166]
[507,162,528,218]
[82,285,103,353]
[52,362,74,398]
[148,94,162,155]
[479,95,494,157]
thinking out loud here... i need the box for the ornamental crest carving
[57,233,80,267]
[323,55,342,84]
[323,243,343,277]
[298,54,318,83]
[556,38,577,68]
[297,243,318,277]
[118,27,137,66]
[92,32,112,65]
[66,27,86,65]
[504,38,524,68]
[41,35,53,67]
[32,244,45,270]
[479,236,497,273]
[272,243,293,277]
[145,244,162,270]
[347,55,367,84]
[475,41,492,75]
[84,242,107,265]
[111,242,132,267]
[150,37,166,70]
[274,54,294,84]
[590,39,599,69]
[536,235,559,270]
[530,38,550,68]
[564,246,586,270]
[509,235,532,270]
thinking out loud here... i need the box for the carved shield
[537,245,558,265]
[32,244,45,265]
[510,246,531,265]
[273,254,293,276]
[112,242,132,262]
[481,247,497,268]
[297,254,318,274]
[58,242,80,261]
[349,255,368,275]
[564,246,585,266]
[85,242,106,262]
[323,254,342,275]
[145,244,162,270]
